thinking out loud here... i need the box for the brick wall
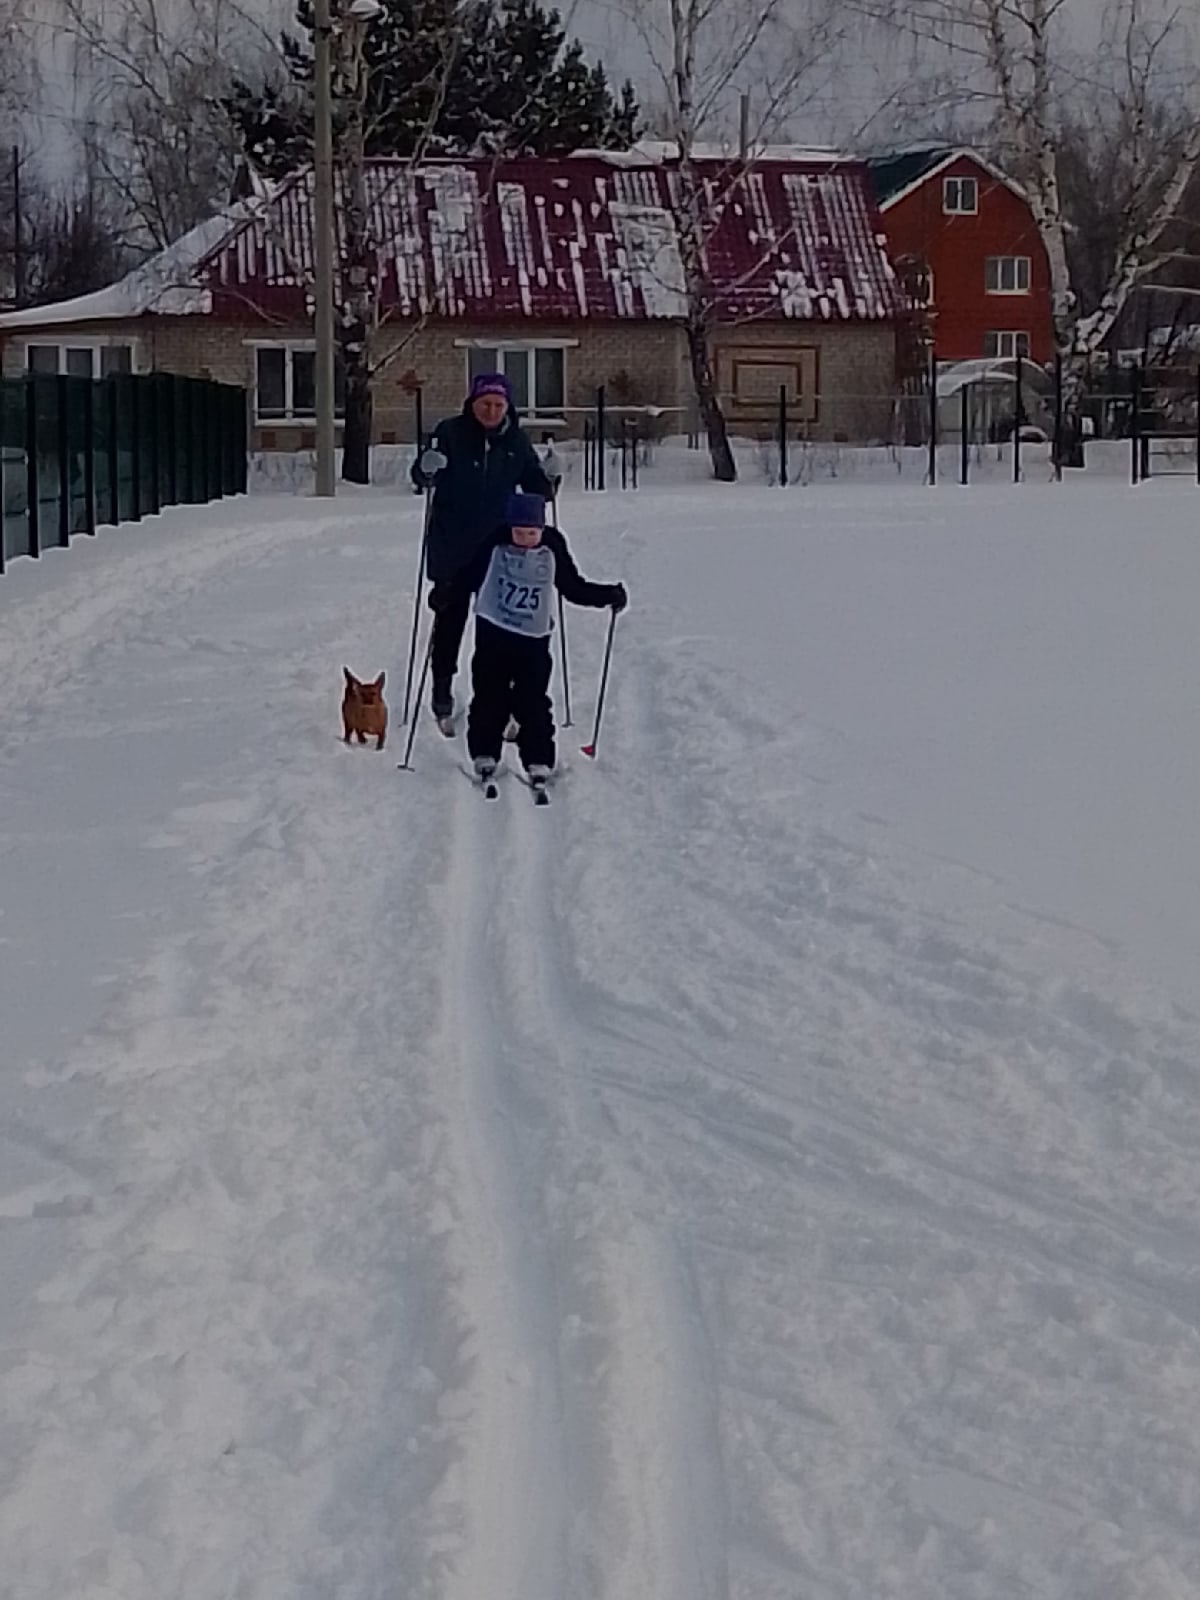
[711,321,898,442]
[2,314,898,447]
[370,320,689,441]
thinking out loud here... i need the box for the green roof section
[865,148,953,206]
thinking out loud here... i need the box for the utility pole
[313,0,336,496]
[11,146,24,311]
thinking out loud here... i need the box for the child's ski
[513,769,555,805]
[458,761,502,799]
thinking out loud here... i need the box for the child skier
[429,491,626,791]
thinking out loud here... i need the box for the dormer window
[943,176,978,214]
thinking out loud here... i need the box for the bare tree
[855,0,1200,368]
[617,0,846,481]
[53,0,281,249]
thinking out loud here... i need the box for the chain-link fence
[1,373,248,575]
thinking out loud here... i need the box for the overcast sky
[20,0,1200,183]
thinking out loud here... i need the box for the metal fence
[1,372,248,575]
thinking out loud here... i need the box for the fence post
[1053,351,1064,482]
[778,384,789,486]
[927,347,938,486]
[1195,367,1200,487]
[1130,364,1141,484]
[1013,356,1023,484]
[24,376,40,557]
[83,379,96,535]
[414,385,424,453]
[620,418,628,490]
[596,385,606,491]
[147,375,163,515]
[55,375,71,548]
[128,375,143,521]
[106,374,120,524]
[631,420,639,490]
[960,383,970,485]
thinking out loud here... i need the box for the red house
[867,147,1054,366]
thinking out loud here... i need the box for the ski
[512,769,556,805]
[458,761,502,799]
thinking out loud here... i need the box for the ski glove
[428,582,452,612]
[418,446,448,479]
[608,583,628,613]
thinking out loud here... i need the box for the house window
[943,176,978,215]
[985,256,1031,294]
[254,344,345,421]
[25,342,135,377]
[984,331,1031,359]
[466,346,566,417]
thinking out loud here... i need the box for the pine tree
[225,0,640,176]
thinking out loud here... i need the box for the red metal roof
[201,156,901,325]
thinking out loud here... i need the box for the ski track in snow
[4,482,1200,1598]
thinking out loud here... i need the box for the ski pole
[400,490,433,725]
[580,607,618,760]
[548,484,573,728]
[557,592,573,727]
[397,630,434,771]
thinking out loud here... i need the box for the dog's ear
[373,671,385,690]
[343,666,356,688]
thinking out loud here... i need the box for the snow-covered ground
[3,474,1200,1600]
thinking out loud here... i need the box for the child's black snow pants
[466,617,555,770]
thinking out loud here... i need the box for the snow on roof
[579,139,847,164]
[0,201,264,332]
[0,157,900,333]
[936,357,1050,397]
[202,156,899,325]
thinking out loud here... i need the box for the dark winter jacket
[412,404,554,583]
[432,523,621,631]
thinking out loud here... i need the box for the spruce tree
[226,0,639,176]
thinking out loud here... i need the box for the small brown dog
[342,667,388,750]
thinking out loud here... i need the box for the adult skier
[413,373,557,728]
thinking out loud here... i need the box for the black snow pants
[467,617,555,770]
[429,586,472,710]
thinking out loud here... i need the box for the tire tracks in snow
[430,754,727,1600]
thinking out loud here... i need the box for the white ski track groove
[501,790,728,1600]
[427,717,725,1600]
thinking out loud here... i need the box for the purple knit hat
[468,372,512,405]
[506,492,546,528]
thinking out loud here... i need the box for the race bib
[475,545,556,637]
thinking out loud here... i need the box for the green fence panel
[1,372,246,574]
[29,375,63,551]
[1,379,30,567]
[63,375,92,537]
[92,378,114,529]
[112,374,138,522]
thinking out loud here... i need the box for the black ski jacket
[412,404,553,583]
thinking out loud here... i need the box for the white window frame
[984,330,1031,359]
[985,256,1031,295]
[22,337,140,377]
[248,340,344,423]
[943,175,978,215]
[454,338,576,422]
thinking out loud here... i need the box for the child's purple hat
[469,372,512,404]
[506,492,546,528]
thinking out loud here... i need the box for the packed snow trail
[3,479,1200,1598]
